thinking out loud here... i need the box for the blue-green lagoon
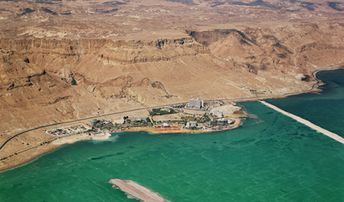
[0,70,343,202]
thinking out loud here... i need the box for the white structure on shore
[210,110,224,118]
[186,98,204,109]
[185,121,198,129]
[46,124,91,136]
[162,122,170,128]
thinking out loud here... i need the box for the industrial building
[186,98,204,109]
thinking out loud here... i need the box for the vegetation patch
[150,108,177,116]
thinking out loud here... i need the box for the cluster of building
[123,117,152,128]
[185,98,204,109]
[46,98,243,137]
[89,117,152,132]
[151,98,239,131]
[91,119,115,130]
[183,115,236,130]
[46,125,91,136]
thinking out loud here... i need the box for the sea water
[268,69,344,136]
[0,70,343,202]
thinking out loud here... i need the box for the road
[0,92,314,153]
[0,102,189,151]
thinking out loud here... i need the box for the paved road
[0,102,189,151]
[0,95,292,152]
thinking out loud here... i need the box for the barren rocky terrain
[1,0,344,170]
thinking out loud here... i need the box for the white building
[162,122,170,128]
[210,110,224,118]
[185,121,198,129]
[186,98,204,109]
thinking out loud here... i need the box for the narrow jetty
[259,101,344,144]
[109,179,170,202]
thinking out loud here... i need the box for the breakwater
[259,100,344,144]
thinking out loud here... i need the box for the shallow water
[0,70,343,202]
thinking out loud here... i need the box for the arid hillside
[1,0,344,138]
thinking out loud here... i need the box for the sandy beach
[52,132,112,145]
[0,67,342,172]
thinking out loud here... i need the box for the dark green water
[0,70,343,202]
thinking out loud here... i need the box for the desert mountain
[1,0,344,136]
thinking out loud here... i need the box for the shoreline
[51,132,112,145]
[0,67,342,172]
[0,144,61,173]
[123,118,241,134]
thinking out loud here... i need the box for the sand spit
[259,101,344,144]
[109,179,170,202]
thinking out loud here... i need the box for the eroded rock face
[1,0,344,135]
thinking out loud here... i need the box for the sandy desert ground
[1,0,344,170]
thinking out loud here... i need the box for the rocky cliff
[1,0,344,143]
[1,21,344,136]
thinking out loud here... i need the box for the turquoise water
[0,70,344,202]
[268,69,344,136]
